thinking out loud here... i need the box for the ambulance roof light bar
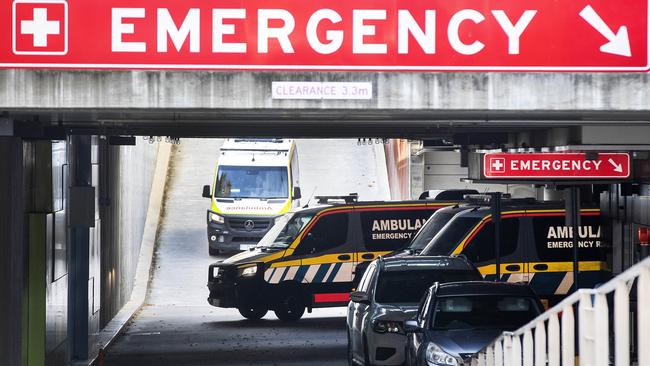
[315,193,359,204]
[463,194,540,206]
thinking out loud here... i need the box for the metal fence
[470,256,650,366]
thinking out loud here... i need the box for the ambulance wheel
[209,247,220,256]
[238,306,267,320]
[274,292,305,321]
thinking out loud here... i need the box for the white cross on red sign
[12,0,67,55]
[21,8,60,47]
[2,0,649,70]
[483,152,631,179]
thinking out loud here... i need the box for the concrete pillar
[0,137,25,366]
[69,135,92,361]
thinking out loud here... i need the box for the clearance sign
[483,152,631,179]
[2,0,649,71]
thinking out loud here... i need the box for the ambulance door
[527,211,605,300]
[293,211,355,285]
[460,217,523,281]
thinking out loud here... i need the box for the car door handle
[505,264,521,272]
[338,254,351,261]
[533,264,549,271]
[361,253,375,260]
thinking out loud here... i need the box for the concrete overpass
[2,70,650,138]
[2,68,650,366]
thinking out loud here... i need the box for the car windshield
[420,216,481,256]
[374,269,480,305]
[431,295,540,331]
[215,165,288,199]
[256,212,315,248]
[408,209,464,252]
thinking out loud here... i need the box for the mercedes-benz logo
[244,220,255,231]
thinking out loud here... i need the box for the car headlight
[425,343,458,366]
[212,267,220,278]
[373,320,404,334]
[240,266,257,277]
[210,213,225,224]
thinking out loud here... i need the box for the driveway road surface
[103,139,389,365]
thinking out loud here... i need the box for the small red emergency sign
[483,152,631,179]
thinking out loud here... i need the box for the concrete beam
[1,70,650,112]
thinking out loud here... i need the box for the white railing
[470,256,650,366]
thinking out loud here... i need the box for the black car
[405,282,543,365]
[347,256,483,366]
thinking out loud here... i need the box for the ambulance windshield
[257,212,315,249]
[215,166,288,199]
[420,216,481,256]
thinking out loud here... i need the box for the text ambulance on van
[202,139,301,255]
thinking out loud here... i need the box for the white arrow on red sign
[608,158,624,173]
[580,5,632,57]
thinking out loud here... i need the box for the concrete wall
[0,136,160,366]
[0,137,25,366]
[1,71,649,112]
[99,140,159,327]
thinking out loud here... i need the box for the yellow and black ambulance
[207,197,457,320]
[419,198,609,305]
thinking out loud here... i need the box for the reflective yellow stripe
[477,261,608,275]
[270,252,355,267]
[357,251,392,261]
[528,261,608,272]
[270,259,302,268]
[477,263,526,275]
[259,251,286,263]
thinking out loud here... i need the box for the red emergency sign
[1,0,648,71]
[483,153,631,179]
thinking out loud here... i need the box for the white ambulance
[202,139,301,255]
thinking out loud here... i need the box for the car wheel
[274,291,305,321]
[238,306,267,320]
[209,247,220,256]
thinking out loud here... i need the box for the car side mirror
[350,291,370,305]
[202,185,211,199]
[404,320,423,333]
[293,187,301,199]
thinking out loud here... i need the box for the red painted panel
[314,292,350,303]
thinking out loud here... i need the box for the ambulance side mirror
[293,187,302,199]
[202,185,211,199]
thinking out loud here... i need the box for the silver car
[346,256,482,366]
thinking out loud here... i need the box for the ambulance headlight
[210,213,225,224]
[239,266,257,277]
[425,343,458,366]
